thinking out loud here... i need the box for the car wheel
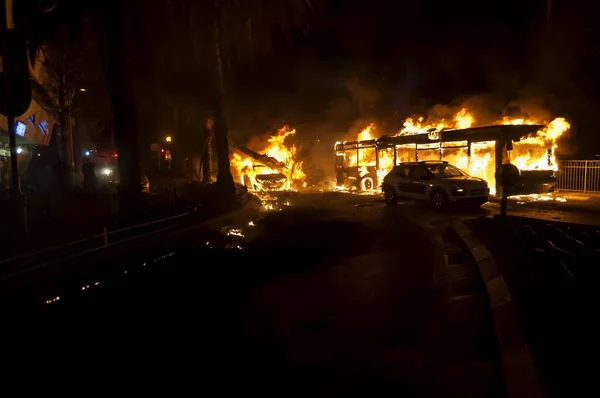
[383,186,397,205]
[430,190,448,211]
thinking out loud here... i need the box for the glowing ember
[511,193,568,203]
[231,126,305,191]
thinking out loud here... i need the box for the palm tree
[31,27,85,182]
[98,0,145,215]
[213,0,318,198]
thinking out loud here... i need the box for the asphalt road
[6,190,600,394]
[7,191,507,396]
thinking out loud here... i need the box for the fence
[0,212,191,281]
[557,160,600,193]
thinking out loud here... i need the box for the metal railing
[0,212,191,280]
[557,160,600,193]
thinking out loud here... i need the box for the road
[8,191,506,396]
[8,191,600,393]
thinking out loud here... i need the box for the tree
[31,28,84,179]
[210,3,235,197]
[46,0,320,211]
[99,0,144,216]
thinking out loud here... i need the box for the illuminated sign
[427,130,440,141]
[15,121,26,137]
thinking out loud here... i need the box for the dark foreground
[4,193,504,395]
[467,216,600,398]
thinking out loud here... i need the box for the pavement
[464,216,599,398]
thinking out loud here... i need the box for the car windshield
[426,164,467,178]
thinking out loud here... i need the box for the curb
[451,221,545,398]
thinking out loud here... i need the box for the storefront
[0,99,56,189]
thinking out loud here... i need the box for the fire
[338,124,396,191]
[503,117,570,172]
[231,126,305,191]
[337,108,569,195]
[454,108,475,129]
[397,108,475,136]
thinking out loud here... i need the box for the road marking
[448,294,478,303]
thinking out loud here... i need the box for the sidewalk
[0,187,220,260]
[463,216,597,398]
[555,190,600,202]
[0,194,112,257]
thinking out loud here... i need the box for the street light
[165,136,172,142]
[79,88,86,92]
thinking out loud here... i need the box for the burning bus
[335,118,570,196]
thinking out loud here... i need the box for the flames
[339,108,570,194]
[231,126,305,191]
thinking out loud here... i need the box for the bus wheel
[361,177,373,191]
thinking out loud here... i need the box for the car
[243,165,288,191]
[381,160,489,210]
[254,172,288,190]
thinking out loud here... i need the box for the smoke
[343,118,377,141]
[292,78,380,185]
[420,94,561,127]
[502,98,552,122]
[418,95,504,126]
[346,77,380,115]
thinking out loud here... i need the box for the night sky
[28,0,600,154]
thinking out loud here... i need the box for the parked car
[381,160,489,210]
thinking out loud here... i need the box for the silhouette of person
[82,158,97,193]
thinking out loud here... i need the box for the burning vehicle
[250,165,288,191]
[231,126,305,191]
[335,112,570,196]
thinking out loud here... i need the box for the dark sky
[234,0,599,152]
[32,0,600,152]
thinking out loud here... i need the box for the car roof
[397,161,448,166]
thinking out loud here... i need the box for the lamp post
[164,136,172,169]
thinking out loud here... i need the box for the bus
[335,124,558,196]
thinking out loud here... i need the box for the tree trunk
[101,2,143,216]
[57,84,72,181]
[201,125,212,183]
[211,3,235,198]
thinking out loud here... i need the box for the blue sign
[15,121,26,137]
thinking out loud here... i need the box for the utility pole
[1,0,28,239]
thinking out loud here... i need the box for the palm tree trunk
[211,3,236,198]
[101,2,144,216]
[201,125,212,183]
